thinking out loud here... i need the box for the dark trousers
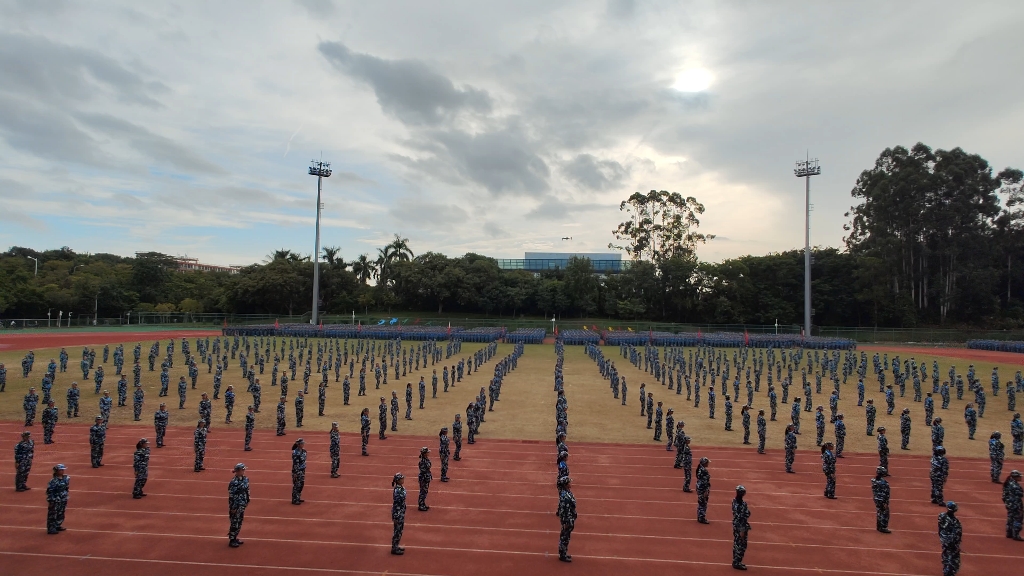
[418,479,430,508]
[47,501,66,533]
[733,529,748,565]
[392,519,404,550]
[558,520,574,558]
[228,507,245,540]
[133,476,147,497]
[292,471,305,503]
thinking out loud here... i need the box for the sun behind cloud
[672,67,714,92]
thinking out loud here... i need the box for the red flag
[357,321,361,332]
[447,322,451,336]
[318,320,323,330]
[554,325,559,336]
[697,328,702,339]
[274,319,280,329]
[744,330,750,346]
[648,329,653,344]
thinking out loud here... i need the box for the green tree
[610,190,713,262]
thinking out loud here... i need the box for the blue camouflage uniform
[132,446,150,497]
[732,495,751,567]
[46,473,70,533]
[227,473,250,544]
[937,506,962,576]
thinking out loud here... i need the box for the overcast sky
[1,0,1022,266]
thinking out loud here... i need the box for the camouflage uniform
[900,410,912,450]
[392,483,407,552]
[1004,475,1023,539]
[757,413,767,453]
[937,506,962,576]
[14,437,33,491]
[132,446,150,498]
[732,495,751,568]
[291,446,306,504]
[865,402,877,435]
[330,428,341,477]
[41,405,58,444]
[453,416,463,460]
[194,425,208,471]
[784,429,797,472]
[154,408,168,447]
[989,436,1004,482]
[821,447,837,498]
[930,451,949,504]
[557,486,577,560]
[872,473,891,532]
[46,473,70,533]
[89,421,106,467]
[1012,415,1024,455]
[439,432,450,481]
[696,463,711,522]
[227,473,250,545]
[835,417,846,457]
[417,453,432,510]
[276,400,287,435]
[245,409,255,451]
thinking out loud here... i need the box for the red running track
[0,330,222,351]
[0,422,1020,576]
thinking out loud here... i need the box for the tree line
[1,143,1021,328]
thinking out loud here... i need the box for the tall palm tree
[322,246,345,269]
[266,249,298,263]
[351,254,376,284]
[375,247,391,284]
[387,234,414,262]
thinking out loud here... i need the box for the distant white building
[173,257,240,274]
[496,252,626,274]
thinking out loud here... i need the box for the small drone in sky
[561,236,572,240]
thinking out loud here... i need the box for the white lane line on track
[0,489,1007,524]
[15,455,990,491]
[13,468,1001,511]
[0,550,442,576]
[0,530,967,575]
[0,504,1018,547]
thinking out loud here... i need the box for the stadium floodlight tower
[308,159,332,326]
[794,155,821,339]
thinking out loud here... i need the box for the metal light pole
[67,311,73,327]
[27,256,38,276]
[308,160,332,325]
[794,155,821,338]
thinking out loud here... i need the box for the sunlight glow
[672,68,713,92]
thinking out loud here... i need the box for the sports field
[1,331,1022,575]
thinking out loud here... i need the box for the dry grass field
[1,338,1022,462]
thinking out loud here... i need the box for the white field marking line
[2,489,1005,523]
[11,449,1000,487]
[1,504,1018,551]
[0,525,976,571]
[0,550,442,576]
[8,431,1005,470]
[36,470,1007,510]
[0,420,1012,458]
